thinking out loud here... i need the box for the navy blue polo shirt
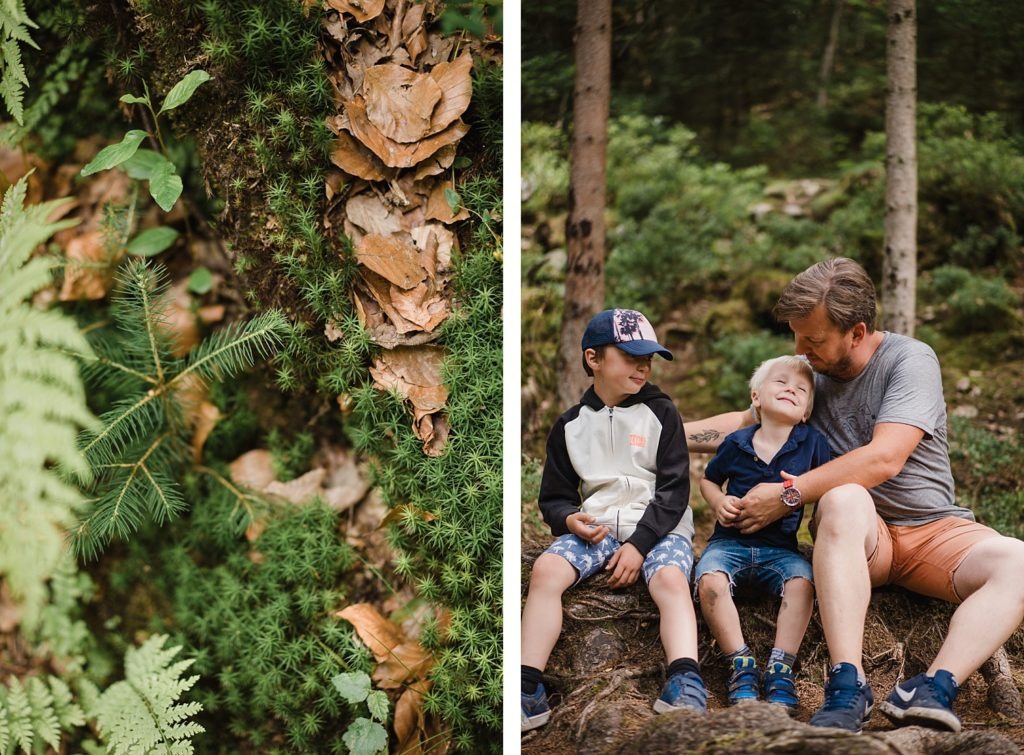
[704,423,832,550]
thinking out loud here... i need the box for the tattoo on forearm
[688,430,722,444]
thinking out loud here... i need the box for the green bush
[708,331,793,409]
[923,265,1020,335]
[949,418,1024,539]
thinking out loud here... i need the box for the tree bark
[557,0,611,409]
[817,0,844,108]
[881,0,917,336]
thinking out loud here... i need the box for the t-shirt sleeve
[876,346,945,438]
[703,439,733,486]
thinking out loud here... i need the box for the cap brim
[616,340,674,361]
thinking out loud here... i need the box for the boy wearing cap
[521,308,705,733]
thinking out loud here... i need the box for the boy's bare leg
[696,572,745,654]
[521,554,578,670]
[812,484,879,672]
[773,577,813,656]
[929,536,1024,681]
[649,565,699,661]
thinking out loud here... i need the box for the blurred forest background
[522,0,1024,539]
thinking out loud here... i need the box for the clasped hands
[565,512,644,588]
[714,471,798,534]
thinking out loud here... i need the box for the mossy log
[521,545,1024,754]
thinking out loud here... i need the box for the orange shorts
[867,516,1001,603]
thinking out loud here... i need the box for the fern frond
[3,677,34,753]
[176,309,289,385]
[93,635,205,754]
[26,677,60,750]
[0,0,37,124]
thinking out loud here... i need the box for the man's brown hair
[773,257,877,333]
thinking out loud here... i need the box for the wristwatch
[781,479,802,508]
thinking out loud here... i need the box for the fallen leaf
[264,467,327,505]
[326,0,384,23]
[370,347,450,454]
[390,280,449,332]
[411,143,457,179]
[324,9,348,42]
[197,304,225,324]
[356,233,425,289]
[411,223,454,275]
[229,449,277,491]
[58,229,119,301]
[427,52,474,135]
[425,180,470,223]
[362,64,442,144]
[337,603,403,662]
[359,269,423,334]
[345,95,470,169]
[190,400,221,464]
[325,320,344,342]
[346,192,404,236]
[372,640,432,689]
[330,131,390,182]
[421,412,450,457]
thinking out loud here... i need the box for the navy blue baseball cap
[581,309,673,360]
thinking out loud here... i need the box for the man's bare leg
[930,536,1024,681]
[812,484,879,672]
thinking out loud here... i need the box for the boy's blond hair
[749,354,815,423]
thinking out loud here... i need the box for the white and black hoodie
[538,383,693,556]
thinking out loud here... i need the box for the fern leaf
[26,676,60,750]
[93,635,205,754]
[5,677,33,753]
[47,677,85,729]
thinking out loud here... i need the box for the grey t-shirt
[809,332,972,525]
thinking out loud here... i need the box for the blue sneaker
[763,661,798,711]
[727,656,760,705]
[653,670,708,713]
[879,670,961,732]
[521,683,551,732]
[808,662,874,732]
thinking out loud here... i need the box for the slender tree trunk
[817,0,844,108]
[558,0,611,408]
[881,0,917,336]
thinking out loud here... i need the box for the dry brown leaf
[229,449,277,491]
[427,52,474,135]
[190,401,221,464]
[419,31,457,68]
[160,280,200,357]
[324,9,347,42]
[395,680,440,755]
[326,0,384,22]
[325,168,347,202]
[336,603,403,662]
[197,304,225,325]
[411,143,457,180]
[264,468,327,505]
[58,229,119,301]
[355,233,425,289]
[391,280,449,332]
[425,180,471,223]
[373,640,432,689]
[345,96,470,169]
[420,412,449,457]
[346,192,404,236]
[371,345,445,390]
[359,270,423,334]
[324,320,344,342]
[330,132,389,181]
[353,286,440,347]
[362,65,442,144]
[411,223,454,275]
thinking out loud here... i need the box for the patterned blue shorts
[545,532,694,586]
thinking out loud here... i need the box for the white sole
[521,710,550,732]
[879,700,961,732]
[652,699,705,714]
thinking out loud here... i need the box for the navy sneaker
[727,656,760,705]
[653,670,708,713]
[879,670,960,732]
[808,662,874,732]
[763,661,799,711]
[521,683,551,732]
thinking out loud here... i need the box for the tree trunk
[817,0,844,108]
[881,0,917,336]
[558,0,611,409]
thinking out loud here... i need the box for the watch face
[781,486,802,507]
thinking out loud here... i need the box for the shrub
[922,265,1020,335]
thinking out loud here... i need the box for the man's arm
[732,422,925,534]
[684,408,755,453]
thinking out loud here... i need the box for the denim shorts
[545,532,694,586]
[693,539,812,601]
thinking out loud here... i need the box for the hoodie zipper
[608,406,614,454]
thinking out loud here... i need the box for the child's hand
[566,512,610,544]
[716,495,742,527]
[606,542,644,588]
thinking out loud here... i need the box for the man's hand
[734,482,787,534]
[714,495,742,527]
[566,512,610,544]
[606,542,644,588]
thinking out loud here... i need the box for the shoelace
[824,681,864,710]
